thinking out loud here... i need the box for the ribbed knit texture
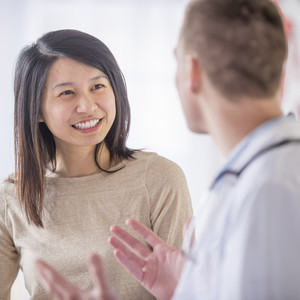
[0,151,192,299]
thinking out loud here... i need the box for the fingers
[109,236,145,269]
[110,225,152,258]
[109,232,148,282]
[125,219,164,249]
[88,254,120,300]
[35,260,81,299]
[113,248,145,282]
[89,254,110,292]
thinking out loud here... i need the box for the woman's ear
[38,115,44,122]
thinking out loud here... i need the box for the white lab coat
[173,116,300,300]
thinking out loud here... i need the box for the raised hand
[35,253,121,300]
[109,219,186,300]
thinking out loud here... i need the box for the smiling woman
[0,29,192,299]
[13,29,134,225]
[41,57,117,176]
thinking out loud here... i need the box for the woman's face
[41,57,116,152]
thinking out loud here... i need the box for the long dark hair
[13,29,134,227]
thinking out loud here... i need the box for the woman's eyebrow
[89,75,108,82]
[52,75,108,91]
[53,82,73,90]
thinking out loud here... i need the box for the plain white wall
[0,0,223,199]
[1,0,300,298]
[1,1,223,298]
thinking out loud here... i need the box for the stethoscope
[182,138,300,263]
[210,138,300,190]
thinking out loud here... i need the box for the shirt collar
[211,114,297,190]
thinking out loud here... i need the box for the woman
[0,29,192,299]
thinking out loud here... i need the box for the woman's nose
[76,94,97,114]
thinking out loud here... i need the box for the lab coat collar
[212,114,300,190]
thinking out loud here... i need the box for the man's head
[175,0,286,133]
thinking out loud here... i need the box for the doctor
[35,0,300,299]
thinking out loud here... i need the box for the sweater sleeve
[0,183,20,300]
[145,154,193,249]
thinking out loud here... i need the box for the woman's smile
[72,118,102,131]
[41,57,116,149]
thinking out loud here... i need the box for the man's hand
[109,219,186,300]
[34,219,187,300]
[35,253,121,300]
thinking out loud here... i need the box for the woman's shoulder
[0,177,15,196]
[132,150,180,167]
[131,150,186,180]
[0,177,16,214]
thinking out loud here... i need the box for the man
[35,0,300,299]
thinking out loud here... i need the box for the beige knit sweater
[0,151,192,300]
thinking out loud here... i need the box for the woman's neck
[48,143,112,178]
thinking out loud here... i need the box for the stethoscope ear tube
[211,138,300,189]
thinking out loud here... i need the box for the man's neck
[206,95,283,157]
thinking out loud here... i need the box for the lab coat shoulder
[228,138,300,224]
[220,174,300,299]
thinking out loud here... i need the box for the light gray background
[0,0,299,298]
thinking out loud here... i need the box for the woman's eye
[59,90,73,96]
[92,84,104,90]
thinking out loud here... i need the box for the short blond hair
[181,0,286,99]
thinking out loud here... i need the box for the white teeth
[73,119,100,129]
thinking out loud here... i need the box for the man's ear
[188,55,202,93]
